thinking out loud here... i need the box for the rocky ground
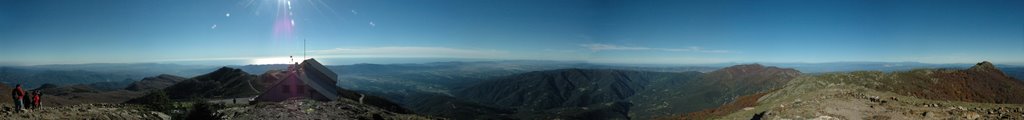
[0,99,437,120]
[0,103,169,120]
[714,76,1024,120]
[218,99,438,120]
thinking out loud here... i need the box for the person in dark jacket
[11,84,25,112]
[24,90,33,108]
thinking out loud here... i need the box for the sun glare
[250,57,295,65]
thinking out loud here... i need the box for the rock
[869,96,881,102]
[814,115,836,120]
[966,112,981,119]
[743,107,755,111]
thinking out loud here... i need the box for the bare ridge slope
[693,61,1024,119]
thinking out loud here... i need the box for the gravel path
[0,103,169,120]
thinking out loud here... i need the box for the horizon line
[2,58,1021,67]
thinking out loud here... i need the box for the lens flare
[273,0,296,40]
[250,57,292,65]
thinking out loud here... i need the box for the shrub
[126,90,174,111]
[185,99,224,120]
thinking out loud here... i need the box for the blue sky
[1,0,1022,65]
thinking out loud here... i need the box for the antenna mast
[304,38,307,60]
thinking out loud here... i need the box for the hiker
[10,84,25,112]
[32,91,41,108]
[23,91,32,109]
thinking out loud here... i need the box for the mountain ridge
[682,61,1024,119]
[124,74,187,91]
[446,64,802,119]
[162,67,260,100]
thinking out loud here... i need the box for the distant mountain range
[0,67,137,88]
[0,63,214,88]
[26,63,214,76]
[124,74,187,91]
[456,69,682,119]
[4,61,1022,89]
[429,64,798,119]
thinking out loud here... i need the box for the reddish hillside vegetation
[673,91,773,120]
[915,61,1024,103]
[0,84,11,105]
[820,61,1024,104]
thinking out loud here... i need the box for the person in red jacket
[32,91,41,109]
[10,84,25,112]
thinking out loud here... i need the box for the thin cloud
[579,43,732,53]
[210,24,217,29]
[580,43,651,51]
[350,10,358,15]
[588,56,734,65]
[307,46,509,58]
[661,46,733,53]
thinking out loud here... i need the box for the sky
[1,0,1022,65]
